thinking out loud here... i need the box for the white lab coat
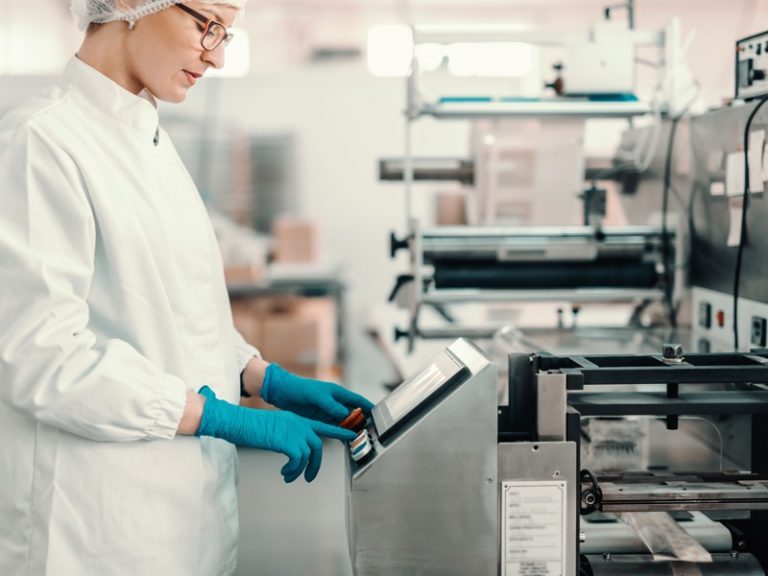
[0,57,258,575]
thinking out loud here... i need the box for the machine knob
[394,327,411,342]
[350,431,374,462]
[752,69,767,81]
[340,408,366,432]
[351,430,370,450]
[390,231,411,259]
[662,343,684,363]
[387,274,414,303]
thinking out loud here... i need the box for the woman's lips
[183,70,201,85]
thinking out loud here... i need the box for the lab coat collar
[63,56,160,144]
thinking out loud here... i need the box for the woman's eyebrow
[199,8,225,23]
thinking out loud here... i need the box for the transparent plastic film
[618,511,713,563]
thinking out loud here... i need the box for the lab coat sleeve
[0,125,187,442]
[232,327,261,374]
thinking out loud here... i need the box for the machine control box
[736,30,768,100]
[693,287,768,352]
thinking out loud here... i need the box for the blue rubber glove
[261,364,375,424]
[196,386,355,483]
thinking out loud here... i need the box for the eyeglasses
[175,3,233,51]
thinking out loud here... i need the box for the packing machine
[346,338,768,576]
[352,40,768,576]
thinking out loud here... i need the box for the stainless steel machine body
[346,339,498,575]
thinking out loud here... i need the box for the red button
[340,408,364,431]
[716,310,725,328]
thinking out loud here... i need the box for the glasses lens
[202,22,227,50]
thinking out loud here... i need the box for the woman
[0,1,373,574]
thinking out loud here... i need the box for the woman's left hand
[261,363,375,424]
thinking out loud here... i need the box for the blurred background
[2,1,767,574]
[1,0,763,334]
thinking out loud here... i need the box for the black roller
[432,260,658,290]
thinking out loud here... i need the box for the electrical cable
[657,81,700,327]
[661,116,681,328]
[733,94,768,350]
[589,77,699,188]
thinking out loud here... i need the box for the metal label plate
[501,480,567,576]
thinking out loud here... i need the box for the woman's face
[126,2,239,102]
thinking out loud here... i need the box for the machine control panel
[736,30,768,100]
[345,347,470,464]
[371,349,468,443]
[692,287,768,352]
[349,428,373,462]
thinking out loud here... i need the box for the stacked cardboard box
[231,295,339,384]
[271,216,318,263]
[224,264,264,284]
[435,190,468,226]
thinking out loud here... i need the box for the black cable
[733,95,768,350]
[661,117,681,328]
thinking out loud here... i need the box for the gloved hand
[261,363,375,424]
[196,386,355,482]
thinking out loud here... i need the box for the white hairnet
[71,0,246,31]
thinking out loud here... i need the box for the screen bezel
[372,350,468,443]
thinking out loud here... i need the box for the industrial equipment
[357,24,768,576]
[383,7,696,350]
[687,100,768,352]
[346,338,768,575]
[736,31,768,102]
[388,222,680,348]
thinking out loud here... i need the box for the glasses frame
[175,3,233,51]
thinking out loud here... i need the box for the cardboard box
[224,264,263,283]
[280,363,342,383]
[272,216,318,263]
[231,296,337,368]
[231,299,260,346]
[259,297,337,367]
[435,191,468,226]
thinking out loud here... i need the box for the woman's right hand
[195,386,356,483]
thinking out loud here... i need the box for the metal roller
[419,225,669,262]
[586,553,765,576]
